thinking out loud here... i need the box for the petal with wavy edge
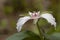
[16,16,31,32]
[40,13,56,30]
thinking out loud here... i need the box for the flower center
[32,13,37,16]
[31,13,40,19]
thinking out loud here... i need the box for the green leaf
[37,18,52,33]
[24,31,40,40]
[48,33,60,40]
[37,18,50,27]
[6,31,29,40]
[6,31,40,40]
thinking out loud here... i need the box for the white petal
[37,11,40,14]
[29,11,32,16]
[16,16,31,32]
[40,13,56,30]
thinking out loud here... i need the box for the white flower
[16,11,56,32]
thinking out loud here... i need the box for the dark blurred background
[0,0,60,40]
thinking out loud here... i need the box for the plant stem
[36,19,44,40]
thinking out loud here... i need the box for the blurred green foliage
[6,31,40,40]
[4,6,13,15]
[0,19,8,28]
[6,31,60,40]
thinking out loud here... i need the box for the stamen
[34,13,37,16]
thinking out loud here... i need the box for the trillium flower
[16,11,56,32]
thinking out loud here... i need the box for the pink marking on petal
[29,11,40,19]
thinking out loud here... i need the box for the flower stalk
[36,19,44,40]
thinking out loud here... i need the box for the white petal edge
[40,13,56,30]
[16,16,31,32]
